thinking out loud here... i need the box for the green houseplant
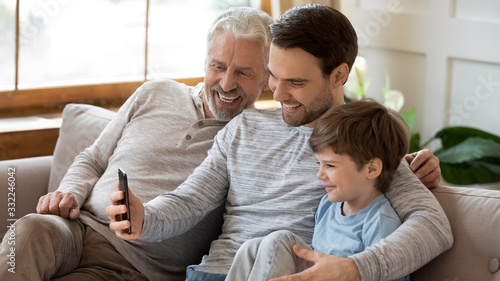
[344,57,500,185]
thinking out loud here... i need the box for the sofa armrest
[0,156,53,238]
[411,185,500,280]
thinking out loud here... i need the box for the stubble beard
[206,85,247,121]
[282,90,334,127]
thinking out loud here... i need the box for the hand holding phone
[118,168,132,235]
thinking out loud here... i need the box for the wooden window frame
[1,0,272,118]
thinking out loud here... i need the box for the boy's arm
[350,160,453,280]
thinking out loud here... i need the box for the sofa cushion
[411,185,500,280]
[48,104,115,192]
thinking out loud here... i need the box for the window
[149,0,254,79]
[0,0,261,115]
[18,0,147,88]
[0,1,15,91]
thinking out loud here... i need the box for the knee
[265,230,296,243]
[10,214,69,239]
[261,230,297,250]
[239,236,262,253]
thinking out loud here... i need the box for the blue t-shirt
[313,194,409,281]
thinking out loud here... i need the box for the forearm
[140,179,227,242]
[140,141,230,242]
[57,151,106,207]
[351,161,453,280]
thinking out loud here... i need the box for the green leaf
[435,137,500,164]
[440,160,500,185]
[401,107,416,132]
[408,132,420,154]
[434,135,500,185]
[344,94,352,103]
[433,126,500,149]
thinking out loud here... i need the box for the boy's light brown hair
[309,99,410,193]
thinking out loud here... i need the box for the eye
[211,64,225,71]
[291,81,305,87]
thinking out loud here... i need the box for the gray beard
[206,86,246,121]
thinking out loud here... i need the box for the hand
[36,191,80,220]
[269,245,361,281]
[106,182,144,240]
[404,149,441,189]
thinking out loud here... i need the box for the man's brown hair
[270,4,358,78]
[309,99,410,192]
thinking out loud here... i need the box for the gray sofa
[1,104,500,280]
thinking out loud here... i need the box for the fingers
[69,208,81,220]
[406,150,427,173]
[36,191,79,219]
[106,204,126,222]
[110,190,125,205]
[58,193,77,218]
[404,153,416,165]
[293,245,319,263]
[268,246,317,281]
[107,187,143,240]
[418,166,442,188]
[106,203,127,232]
[406,149,442,188]
[109,219,140,240]
[410,149,436,177]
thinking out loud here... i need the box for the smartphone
[118,168,132,234]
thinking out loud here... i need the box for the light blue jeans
[185,267,227,281]
[226,230,314,281]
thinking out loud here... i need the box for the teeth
[218,92,239,103]
[283,104,300,109]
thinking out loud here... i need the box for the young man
[107,4,451,281]
[226,99,411,281]
[0,7,273,281]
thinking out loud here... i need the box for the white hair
[206,7,274,64]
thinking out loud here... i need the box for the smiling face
[315,148,381,215]
[267,44,348,127]
[202,30,269,121]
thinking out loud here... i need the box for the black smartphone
[118,168,132,234]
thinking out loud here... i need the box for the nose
[271,79,288,102]
[220,71,237,92]
[316,167,326,181]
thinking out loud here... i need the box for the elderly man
[108,4,450,281]
[0,7,273,281]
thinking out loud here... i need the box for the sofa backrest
[411,185,500,280]
[48,103,115,191]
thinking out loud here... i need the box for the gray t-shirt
[142,108,452,280]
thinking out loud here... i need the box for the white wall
[340,0,500,145]
[271,0,339,18]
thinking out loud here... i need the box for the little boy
[226,99,411,281]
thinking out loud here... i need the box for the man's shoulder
[132,79,200,106]
[141,79,197,93]
[238,107,283,123]
[220,108,286,141]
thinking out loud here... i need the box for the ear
[329,63,350,87]
[366,158,383,179]
[262,80,270,92]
